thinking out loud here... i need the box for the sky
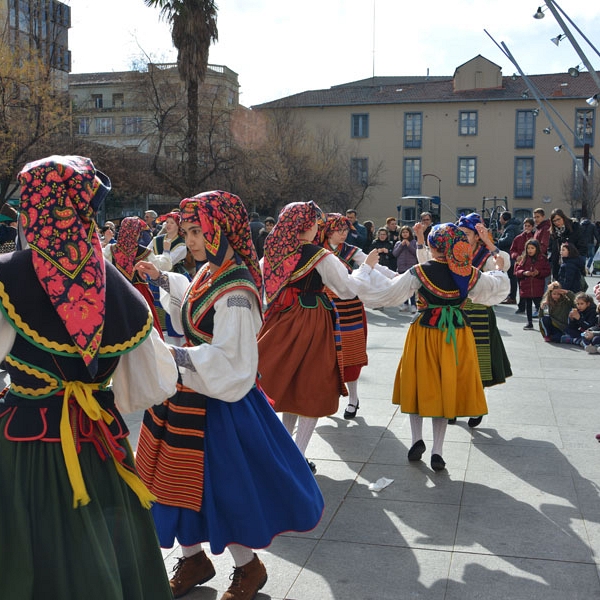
[68,0,600,107]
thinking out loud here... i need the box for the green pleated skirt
[0,431,172,600]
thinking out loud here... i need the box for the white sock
[409,414,423,446]
[281,412,298,436]
[295,416,318,455]
[228,544,254,567]
[346,380,359,406]
[431,417,447,456]
[181,543,204,558]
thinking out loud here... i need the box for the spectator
[385,217,401,244]
[560,292,597,345]
[362,220,375,253]
[511,217,535,313]
[369,227,395,270]
[497,211,522,305]
[514,239,551,330]
[392,225,418,312]
[143,209,161,242]
[557,242,586,293]
[581,301,600,353]
[249,211,265,249]
[419,212,434,241]
[533,208,551,256]
[255,216,275,259]
[548,209,587,280]
[539,282,576,342]
[345,209,367,249]
[579,217,598,275]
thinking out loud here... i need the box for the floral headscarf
[428,223,473,298]
[317,212,354,245]
[17,155,111,376]
[179,191,262,291]
[263,201,323,306]
[157,211,181,226]
[112,216,148,280]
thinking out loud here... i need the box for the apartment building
[254,55,599,226]
[69,63,240,159]
[0,0,71,91]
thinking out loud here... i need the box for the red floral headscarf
[18,155,111,376]
[263,201,323,306]
[428,223,473,298]
[179,191,262,291]
[317,212,354,245]
[112,216,148,280]
[157,211,181,225]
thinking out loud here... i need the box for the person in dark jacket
[255,216,275,259]
[548,209,587,280]
[561,292,597,345]
[557,242,586,294]
[497,211,522,304]
[579,218,599,275]
[369,227,395,269]
[510,217,535,313]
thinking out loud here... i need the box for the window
[514,157,534,198]
[401,207,416,223]
[515,110,535,148]
[350,158,369,185]
[575,109,594,147]
[122,116,143,135]
[459,111,478,136]
[351,114,369,138]
[403,158,421,195]
[77,117,90,135]
[95,117,114,135]
[404,113,422,148]
[112,93,124,108]
[92,94,103,109]
[458,157,476,185]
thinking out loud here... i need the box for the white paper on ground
[368,477,394,492]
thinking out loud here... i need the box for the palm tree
[144,0,218,188]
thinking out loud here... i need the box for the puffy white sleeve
[175,289,262,403]
[103,244,114,262]
[152,243,188,272]
[315,253,368,299]
[111,327,178,414]
[483,250,511,273]
[468,271,510,305]
[349,265,420,308]
[416,245,431,264]
[352,249,397,279]
[0,312,16,362]
[157,272,194,335]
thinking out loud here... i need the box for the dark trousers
[508,259,518,300]
[524,297,541,326]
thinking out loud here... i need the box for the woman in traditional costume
[455,212,513,427]
[134,191,324,600]
[149,211,190,344]
[0,155,177,600]
[317,212,396,419]
[351,223,509,471]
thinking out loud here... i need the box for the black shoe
[407,440,426,461]
[468,416,483,428]
[306,459,317,474]
[343,401,359,419]
[515,308,525,314]
[448,418,457,424]
[523,323,534,330]
[430,454,446,471]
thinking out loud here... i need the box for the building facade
[254,55,599,226]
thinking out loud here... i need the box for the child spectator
[393,225,418,312]
[511,217,535,314]
[557,242,586,293]
[581,301,600,353]
[539,282,576,342]
[514,239,550,330]
[560,292,597,345]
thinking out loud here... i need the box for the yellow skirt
[392,316,488,418]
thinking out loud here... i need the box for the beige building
[254,55,599,226]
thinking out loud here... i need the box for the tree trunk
[186,76,199,188]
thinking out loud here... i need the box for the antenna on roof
[427,68,430,80]
[372,0,376,78]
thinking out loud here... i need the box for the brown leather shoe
[169,551,216,598]
[220,553,268,600]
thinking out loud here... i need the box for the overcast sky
[68,0,600,107]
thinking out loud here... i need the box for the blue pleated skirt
[151,387,324,554]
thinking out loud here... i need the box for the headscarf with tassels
[18,155,111,377]
[179,190,262,292]
[263,201,323,306]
